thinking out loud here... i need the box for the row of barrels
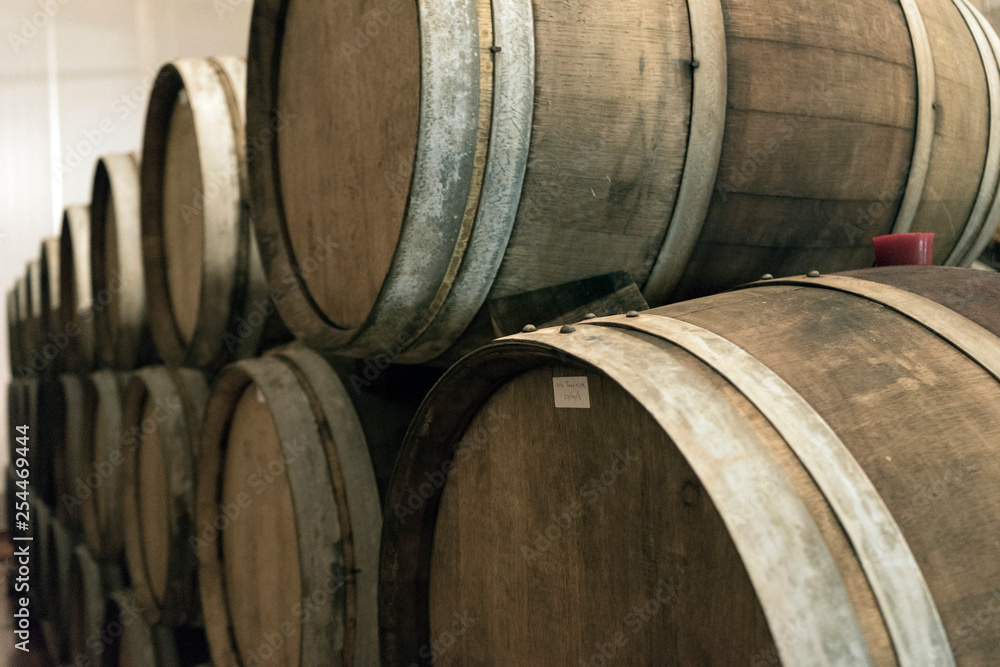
[6,339,436,666]
[240,0,1000,363]
[5,449,211,664]
[4,371,216,666]
[6,265,1000,665]
[11,0,1000,381]
[6,56,288,381]
[32,507,211,665]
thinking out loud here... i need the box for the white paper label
[553,376,590,409]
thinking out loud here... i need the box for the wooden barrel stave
[50,374,86,529]
[68,543,126,664]
[105,590,213,667]
[141,56,285,370]
[4,463,14,540]
[7,288,21,376]
[91,153,159,370]
[196,346,437,666]
[15,275,29,374]
[45,516,75,664]
[23,260,42,374]
[80,371,129,560]
[7,380,20,469]
[60,204,96,373]
[121,366,209,626]
[32,499,51,623]
[38,236,62,375]
[379,266,1000,665]
[34,379,64,508]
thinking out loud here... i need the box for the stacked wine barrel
[380,265,1000,665]
[4,0,1000,665]
[247,0,1000,364]
[1,55,298,666]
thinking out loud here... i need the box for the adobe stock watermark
[178,109,297,228]
[7,0,71,53]
[238,567,351,667]
[213,0,248,20]
[407,610,476,667]
[60,392,182,518]
[392,405,513,525]
[749,613,812,667]
[579,579,681,667]
[55,67,168,177]
[221,231,336,355]
[17,267,133,377]
[521,449,639,563]
[951,587,1000,654]
[716,83,833,205]
[346,323,422,394]
[189,436,312,554]
[66,592,144,666]
[341,0,407,61]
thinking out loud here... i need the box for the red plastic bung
[873,233,935,266]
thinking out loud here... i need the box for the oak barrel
[80,371,129,560]
[32,498,51,622]
[248,0,1000,363]
[141,56,285,370]
[33,378,59,507]
[47,375,86,529]
[14,275,30,373]
[104,590,213,667]
[60,204,96,373]
[7,288,21,376]
[38,235,62,375]
[196,345,437,666]
[68,543,126,664]
[45,516,75,664]
[91,153,158,370]
[4,465,13,538]
[380,266,1000,665]
[121,367,209,626]
[23,259,41,372]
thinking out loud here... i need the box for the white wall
[0,0,252,477]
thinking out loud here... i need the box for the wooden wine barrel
[196,346,437,666]
[91,153,158,370]
[32,498,51,622]
[380,266,1000,666]
[68,543,125,664]
[121,367,209,626]
[6,287,21,376]
[32,379,59,507]
[248,0,1000,363]
[60,204,96,373]
[38,235,62,375]
[48,374,86,529]
[15,274,30,373]
[105,591,213,667]
[23,259,41,372]
[141,56,286,371]
[80,371,129,560]
[45,516,75,665]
